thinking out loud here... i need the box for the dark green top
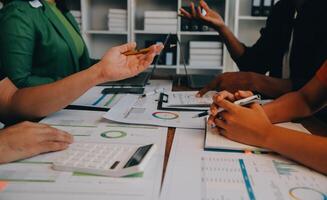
[47,1,84,58]
[0,0,93,88]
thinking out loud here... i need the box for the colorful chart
[152,112,179,120]
[101,130,127,139]
[289,187,327,200]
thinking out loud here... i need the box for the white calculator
[53,142,157,177]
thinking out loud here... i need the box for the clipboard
[157,93,207,112]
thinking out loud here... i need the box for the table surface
[161,84,327,185]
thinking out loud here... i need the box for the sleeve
[0,6,55,88]
[235,4,281,74]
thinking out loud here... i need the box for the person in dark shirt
[208,61,327,174]
[180,0,327,98]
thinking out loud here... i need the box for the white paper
[161,129,327,200]
[71,80,173,109]
[205,122,311,152]
[103,94,206,129]
[164,91,216,107]
[1,122,168,200]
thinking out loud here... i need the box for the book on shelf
[144,18,177,25]
[108,13,127,19]
[108,8,127,15]
[189,60,222,67]
[108,9,127,31]
[144,24,177,33]
[190,48,223,55]
[189,41,223,49]
[190,55,223,61]
[144,11,177,19]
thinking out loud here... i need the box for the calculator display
[124,144,153,168]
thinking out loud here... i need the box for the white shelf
[134,30,177,35]
[179,31,219,36]
[85,30,128,35]
[238,16,267,20]
[77,0,231,74]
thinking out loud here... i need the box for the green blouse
[47,1,84,58]
[0,0,94,88]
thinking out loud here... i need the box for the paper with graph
[71,80,173,109]
[103,94,205,129]
[161,129,327,200]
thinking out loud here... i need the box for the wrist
[214,23,227,32]
[88,63,108,85]
[261,123,275,149]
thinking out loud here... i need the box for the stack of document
[108,9,127,32]
[144,11,177,32]
[70,10,82,30]
[189,41,223,68]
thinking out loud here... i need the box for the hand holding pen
[206,91,259,127]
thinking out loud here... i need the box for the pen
[141,88,165,98]
[124,47,152,56]
[192,95,261,118]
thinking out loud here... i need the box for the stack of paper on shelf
[70,10,82,30]
[189,41,223,68]
[108,9,127,32]
[144,11,177,32]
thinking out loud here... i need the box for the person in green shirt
[1,0,100,87]
[0,41,163,164]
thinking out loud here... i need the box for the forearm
[9,64,105,120]
[262,77,327,123]
[263,92,312,123]
[254,73,293,98]
[215,25,245,60]
[266,125,327,174]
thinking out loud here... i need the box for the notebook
[204,119,311,152]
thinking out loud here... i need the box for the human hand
[197,72,256,97]
[0,122,73,164]
[208,90,253,126]
[212,98,273,148]
[179,0,225,29]
[95,42,164,83]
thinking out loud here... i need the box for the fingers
[40,127,73,144]
[215,118,227,129]
[118,42,137,53]
[196,86,211,97]
[199,0,211,12]
[212,91,236,103]
[39,141,70,154]
[196,76,220,97]
[215,99,237,113]
[190,2,197,18]
[249,102,262,111]
[179,8,192,19]
[235,90,253,100]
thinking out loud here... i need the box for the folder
[262,0,273,16]
[251,0,262,16]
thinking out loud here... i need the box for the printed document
[103,94,206,129]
